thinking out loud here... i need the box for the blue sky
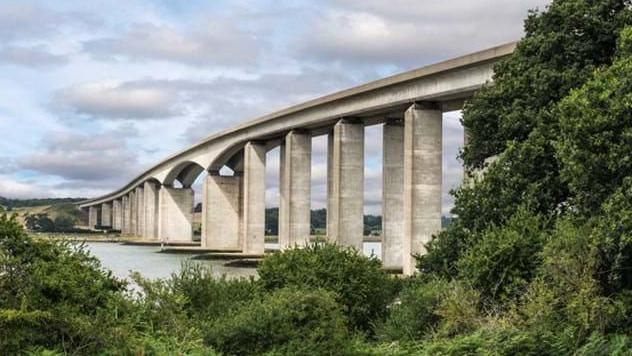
[0,0,550,214]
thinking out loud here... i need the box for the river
[85,241,383,281]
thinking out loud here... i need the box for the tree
[420,0,632,278]
[557,26,632,215]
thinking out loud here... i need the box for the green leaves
[257,243,399,335]
[557,28,632,214]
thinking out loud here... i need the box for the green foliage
[463,0,631,166]
[206,287,349,356]
[557,27,632,213]
[379,279,482,342]
[0,214,126,353]
[457,207,546,303]
[422,0,632,279]
[378,279,449,341]
[162,263,259,322]
[25,212,79,233]
[591,179,632,293]
[257,243,398,334]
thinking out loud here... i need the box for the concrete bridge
[78,42,515,275]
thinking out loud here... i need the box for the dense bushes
[207,288,349,355]
[258,242,399,334]
[457,207,546,304]
[378,279,481,342]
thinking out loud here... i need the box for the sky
[0,0,550,215]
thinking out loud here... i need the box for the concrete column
[326,120,364,249]
[129,190,137,236]
[279,131,312,249]
[382,122,404,270]
[241,142,266,255]
[112,199,122,231]
[122,195,130,234]
[101,202,112,228]
[135,186,145,237]
[143,181,160,240]
[88,206,99,229]
[158,187,194,242]
[202,173,242,250]
[403,103,442,275]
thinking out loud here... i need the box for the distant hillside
[0,197,85,209]
[0,197,86,227]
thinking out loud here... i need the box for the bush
[378,279,448,341]
[457,207,546,304]
[257,243,398,334]
[206,287,349,355]
[165,263,260,322]
[0,214,128,353]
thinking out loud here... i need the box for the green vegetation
[0,197,84,210]
[3,0,632,354]
[258,243,399,334]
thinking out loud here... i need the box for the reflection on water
[85,241,383,282]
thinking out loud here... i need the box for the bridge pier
[143,181,159,239]
[135,186,145,236]
[122,195,130,234]
[129,190,137,235]
[327,119,364,249]
[382,121,405,270]
[112,199,122,231]
[241,142,266,254]
[402,103,443,275]
[202,173,242,250]
[88,206,100,229]
[101,202,112,228]
[279,130,311,249]
[158,186,194,242]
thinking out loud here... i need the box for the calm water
[85,241,382,281]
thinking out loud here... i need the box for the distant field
[2,203,85,227]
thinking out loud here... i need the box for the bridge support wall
[122,196,130,234]
[202,174,242,250]
[158,187,193,242]
[402,103,442,275]
[241,142,266,254]
[101,202,112,227]
[382,122,404,270]
[129,190,137,236]
[112,199,122,230]
[143,182,159,239]
[279,131,311,249]
[88,206,100,229]
[135,186,145,237]
[327,120,364,249]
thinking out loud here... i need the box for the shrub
[257,242,398,334]
[378,279,449,341]
[166,262,260,322]
[457,207,546,304]
[206,287,349,356]
[418,326,563,356]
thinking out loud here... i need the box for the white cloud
[294,0,551,66]
[0,175,51,199]
[0,2,100,41]
[0,45,67,68]
[52,81,181,119]
[83,21,259,67]
[19,128,139,184]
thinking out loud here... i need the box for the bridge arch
[163,161,205,188]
